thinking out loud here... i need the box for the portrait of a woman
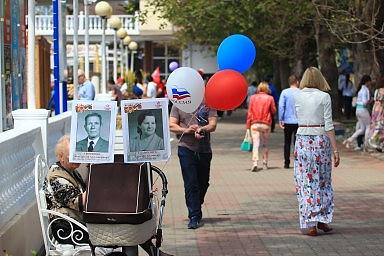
[130,110,165,152]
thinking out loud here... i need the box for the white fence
[0,126,44,229]
[0,108,125,231]
[0,110,70,230]
[47,111,72,165]
[35,13,140,36]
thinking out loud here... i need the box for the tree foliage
[140,0,384,80]
[141,0,314,59]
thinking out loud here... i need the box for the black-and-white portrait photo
[76,111,110,153]
[69,101,117,164]
[128,109,164,152]
[121,98,171,163]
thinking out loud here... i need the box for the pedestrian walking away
[278,75,300,169]
[343,75,372,149]
[169,104,218,229]
[262,75,279,132]
[368,76,384,152]
[293,67,340,236]
[246,82,276,172]
[341,73,356,119]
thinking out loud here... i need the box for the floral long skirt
[294,135,334,229]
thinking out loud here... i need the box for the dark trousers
[178,146,212,220]
[284,124,298,166]
[343,96,353,119]
[357,135,364,147]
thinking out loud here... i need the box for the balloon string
[153,110,199,185]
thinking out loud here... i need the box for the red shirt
[246,92,277,128]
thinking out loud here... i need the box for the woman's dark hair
[135,70,143,84]
[146,75,153,82]
[357,74,372,93]
[137,110,156,135]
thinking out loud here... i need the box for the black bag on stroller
[83,155,168,255]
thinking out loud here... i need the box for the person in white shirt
[293,67,340,236]
[343,75,372,149]
[145,75,158,98]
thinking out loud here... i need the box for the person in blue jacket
[263,75,279,132]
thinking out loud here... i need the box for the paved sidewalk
[155,109,384,256]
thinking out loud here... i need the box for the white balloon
[166,67,205,113]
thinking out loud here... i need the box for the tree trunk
[292,24,317,77]
[314,16,341,118]
[352,43,375,85]
[272,59,281,91]
[374,0,384,76]
[352,0,381,82]
[278,58,290,90]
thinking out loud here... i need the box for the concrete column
[12,109,50,160]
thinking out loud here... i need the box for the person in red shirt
[246,82,277,171]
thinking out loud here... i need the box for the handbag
[240,129,253,152]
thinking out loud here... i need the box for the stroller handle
[151,165,168,198]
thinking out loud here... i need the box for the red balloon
[205,69,248,110]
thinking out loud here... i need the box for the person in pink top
[246,82,277,171]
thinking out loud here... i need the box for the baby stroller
[83,154,168,256]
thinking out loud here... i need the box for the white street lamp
[95,1,112,94]
[117,28,127,77]
[128,41,138,72]
[108,16,122,82]
[84,0,97,79]
[123,36,131,77]
[73,0,79,98]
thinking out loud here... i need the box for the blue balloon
[217,34,256,73]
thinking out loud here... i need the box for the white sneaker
[262,161,268,170]
[251,165,259,172]
[353,146,362,151]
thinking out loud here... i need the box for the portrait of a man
[129,109,164,152]
[76,112,109,152]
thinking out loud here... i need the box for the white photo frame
[69,100,117,163]
[121,98,171,163]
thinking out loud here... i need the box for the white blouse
[294,88,334,135]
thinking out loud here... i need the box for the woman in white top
[344,75,372,149]
[293,67,340,236]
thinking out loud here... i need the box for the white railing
[47,111,72,165]
[35,13,140,36]
[0,126,44,229]
[0,109,125,230]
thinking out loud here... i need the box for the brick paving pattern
[154,109,384,256]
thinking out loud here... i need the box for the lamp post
[108,16,122,82]
[123,36,131,77]
[73,0,79,97]
[117,28,127,77]
[84,0,97,79]
[95,1,112,94]
[128,41,138,72]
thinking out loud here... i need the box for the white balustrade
[34,14,139,36]
[0,126,44,229]
[47,111,72,165]
[0,108,126,232]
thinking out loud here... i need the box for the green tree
[141,0,316,88]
